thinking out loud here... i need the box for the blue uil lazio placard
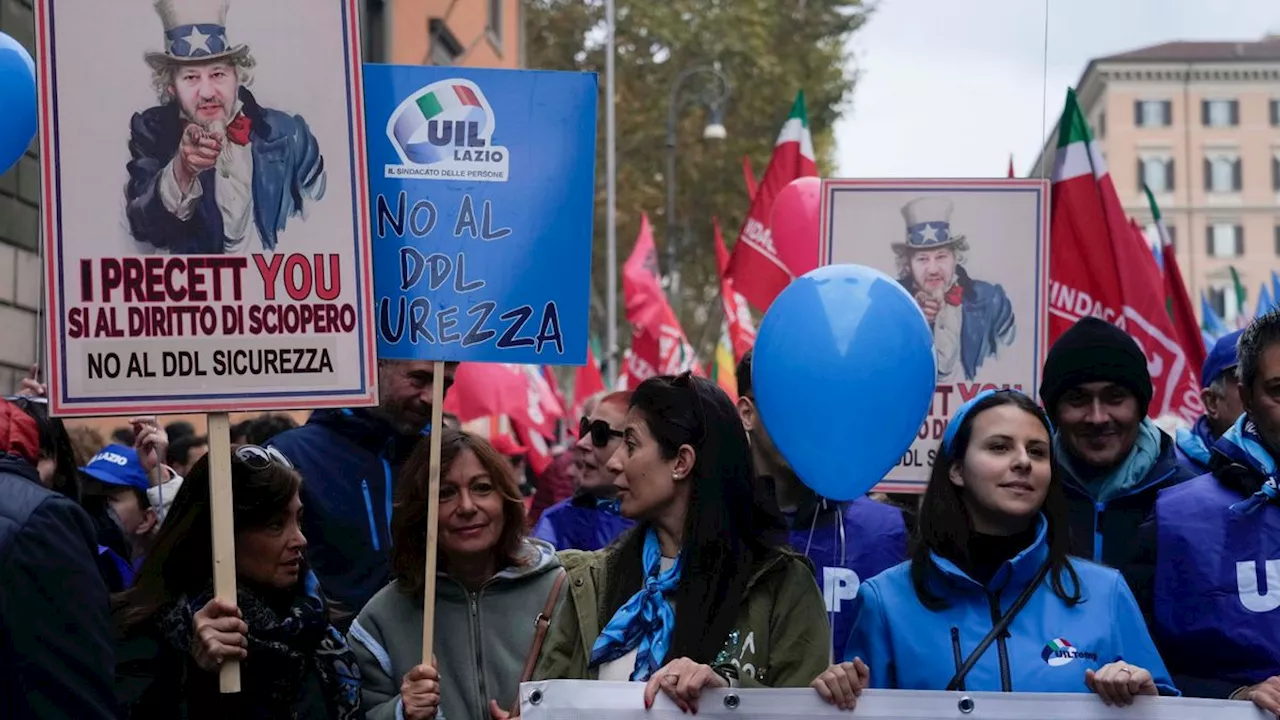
[364,65,597,364]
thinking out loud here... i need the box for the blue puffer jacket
[268,408,426,625]
[786,495,907,661]
[844,515,1177,695]
[530,493,634,552]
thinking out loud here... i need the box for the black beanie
[1039,317,1152,421]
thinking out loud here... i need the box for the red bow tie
[225,113,252,145]
[945,284,964,306]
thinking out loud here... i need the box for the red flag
[623,215,701,389]
[1158,232,1208,375]
[742,155,758,200]
[1048,90,1203,425]
[713,218,756,360]
[571,346,607,419]
[726,91,819,312]
[443,363,564,441]
[1007,154,1016,178]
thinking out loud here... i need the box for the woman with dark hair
[814,390,1174,711]
[349,429,565,720]
[522,373,829,714]
[113,446,361,719]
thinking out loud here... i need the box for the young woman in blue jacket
[812,390,1176,710]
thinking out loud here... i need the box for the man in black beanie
[1039,317,1196,577]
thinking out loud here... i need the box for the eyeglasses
[234,444,294,471]
[579,416,624,448]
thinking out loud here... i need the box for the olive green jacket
[533,540,831,688]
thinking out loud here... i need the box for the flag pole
[604,0,618,385]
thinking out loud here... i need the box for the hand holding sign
[752,264,935,501]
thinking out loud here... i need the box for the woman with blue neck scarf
[514,372,830,715]
[813,390,1174,711]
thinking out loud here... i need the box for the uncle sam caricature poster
[35,0,376,416]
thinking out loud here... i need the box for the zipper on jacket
[986,594,1013,691]
[1092,501,1105,563]
[382,458,394,542]
[949,627,966,691]
[361,479,381,552]
[469,591,489,718]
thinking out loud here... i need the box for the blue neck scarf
[589,528,682,681]
[1224,417,1280,515]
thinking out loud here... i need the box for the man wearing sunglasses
[532,392,636,551]
[735,349,909,662]
[268,359,457,628]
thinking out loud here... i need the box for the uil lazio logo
[385,78,510,183]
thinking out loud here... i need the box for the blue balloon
[0,32,36,176]
[752,264,936,501]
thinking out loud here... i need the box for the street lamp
[664,65,730,313]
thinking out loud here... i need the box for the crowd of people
[1,312,1279,719]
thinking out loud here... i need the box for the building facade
[361,0,525,68]
[0,0,521,401]
[1034,36,1280,326]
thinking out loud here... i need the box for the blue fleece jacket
[268,409,426,625]
[844,516,1177,695]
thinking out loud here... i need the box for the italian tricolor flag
[725,91,819,312]
[1048,89,1204,422]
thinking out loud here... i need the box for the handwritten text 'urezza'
[374,191,564,354]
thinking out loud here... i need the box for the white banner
[520,681,1268,720]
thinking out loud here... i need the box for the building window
[1208,283,1242,324]
[1206,222,1244,258]
[1135,100,1172,128]
[360,0,385,63]
[429,18,463,66]
[1138,154,1174,193]
[1275,225,1280,256]
[1271,99,1279,127]
[1204,152,1242,193]
[487,0,502,44]
[1202,99,1240,128]
[1273,152,1280,191]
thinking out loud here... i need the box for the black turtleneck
[958,523,1039,587]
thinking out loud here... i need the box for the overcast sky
[834,0,1280,177]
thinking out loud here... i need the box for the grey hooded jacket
[348,538,566,720]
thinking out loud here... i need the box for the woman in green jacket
[510,373,831,716]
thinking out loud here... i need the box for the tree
[526,0,867,374]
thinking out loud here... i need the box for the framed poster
[819,179,1050,492]
[36,0,376,416]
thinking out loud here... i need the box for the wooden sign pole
[206,411,240,693]
[420,361,446,664]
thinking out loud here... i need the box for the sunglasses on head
[579,416,623,448]
[234,444,294,471]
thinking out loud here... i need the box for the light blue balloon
[0,32,37,176]
[752,264,936,501]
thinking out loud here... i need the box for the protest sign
[819,180,1049,492]
[363,65,597,365]
[521,681,1268,720]
[36,0,376,417]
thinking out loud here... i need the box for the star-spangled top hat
[144,0,249,70]
[895,197,966,252]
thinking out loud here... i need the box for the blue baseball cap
[80,444,149,493]
[1202,329,1244,388]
